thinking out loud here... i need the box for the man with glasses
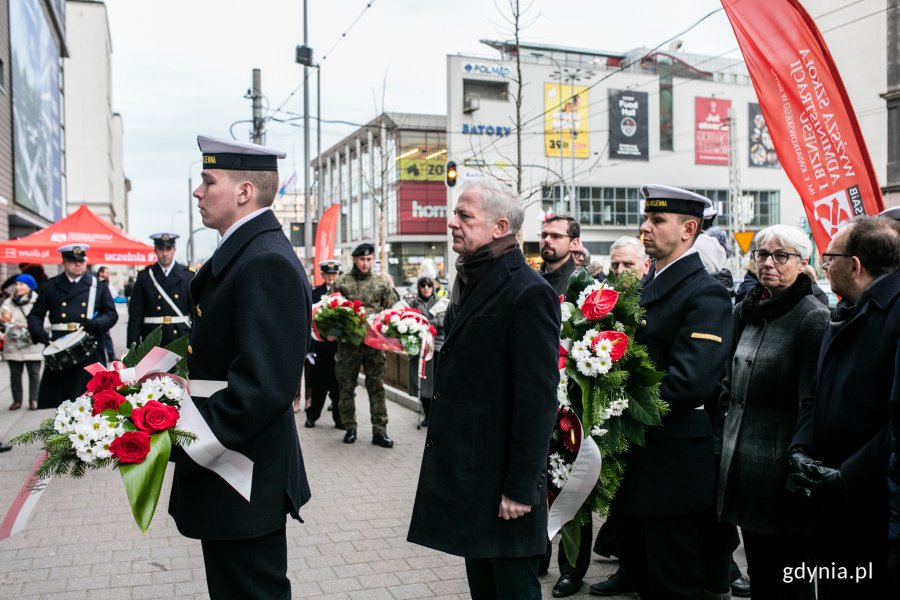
[789,215,900,598]
[540,216,580,295]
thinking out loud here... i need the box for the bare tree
[360,75,394,280]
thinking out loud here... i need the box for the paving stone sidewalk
[0,308,680,599]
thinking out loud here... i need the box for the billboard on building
[695,97,731,165]
[544,83,590,159]
[608,90,649,161]
[398,158,445,182]
[747,103,780,169]
[397,182,447,235]
[10,0,63,222]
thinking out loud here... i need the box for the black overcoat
[613,252,733,516]
[168,210,312,540]
[407,249,561,559]
[792,270,900,500]
[28,273,118,408]
[126,261,194,347]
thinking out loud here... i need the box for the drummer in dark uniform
[27,244,118,409]
[305,260,344,429]
[126,232,194,348]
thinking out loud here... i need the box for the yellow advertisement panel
[544,83,590,159]
[398,158,445,181]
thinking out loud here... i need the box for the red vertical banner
[721,0,883,255]
[313,204,340,286]
[695,97,731,165]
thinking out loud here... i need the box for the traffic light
[445,160,458,187]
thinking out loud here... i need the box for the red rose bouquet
[364,306,436,378]
[312,292,367,346]
[10,328,194,532]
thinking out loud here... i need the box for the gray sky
[105,0,740,262]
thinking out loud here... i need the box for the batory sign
[722,0,883,255]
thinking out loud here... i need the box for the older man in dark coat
[408,179,561,600]
[789,215,900,599]
[611,185,733,600]
[168,135,312,600]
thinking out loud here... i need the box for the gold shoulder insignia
[691,332,722,343]
[188,265,196,272]
[136,266,145,272]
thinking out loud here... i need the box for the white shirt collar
[67,274,84,284]
[218,207,271,248]
[654,247,698,279]
[159,263,173,277]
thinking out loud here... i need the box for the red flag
[721,0,883,254]
[313,204,340,286]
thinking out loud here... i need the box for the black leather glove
[81,319,100,334]
[788,463,849,499]
[788,447,818,474]
[31,330,50,345]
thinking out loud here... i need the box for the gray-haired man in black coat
[168,135,312,600]
[408,179,561,600]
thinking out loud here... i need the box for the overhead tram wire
[271,0,379,117]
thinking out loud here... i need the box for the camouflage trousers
[335,343,388,434]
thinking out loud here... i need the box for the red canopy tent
[0,205,155,265]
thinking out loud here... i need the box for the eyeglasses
[540,232,571,241]
[419,283,433,288]
[751,250,802,264]
[822,252,852,266]
[571,251,585,258]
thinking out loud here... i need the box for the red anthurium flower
[559,294,565,304]
[580,288,619,320]
[558,344,569,370]
[591,331,630,361]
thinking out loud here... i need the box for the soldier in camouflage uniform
[335,243,397,448]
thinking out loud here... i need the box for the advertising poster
[608,89,649,161]
[544,83,590,159]
[723,0,883,254]
[748,103,780,169]
[10,0,63,222]
[695,97,731,165]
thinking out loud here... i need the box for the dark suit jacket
[613,251,733,516]
[407,248,561,559]
[792,271,900,500]
[126,261,194,347]
[168,210,312,540]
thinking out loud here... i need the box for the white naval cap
[197,135,286,172]
[57,243,90,261]
[880,206,900,221]
[641,184,712,218]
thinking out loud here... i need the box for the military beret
[58,243,89,262]
[150,232,179,248]
[641,184,712,218]
[318,260,342,274]
[880,206,900,221]
[352,243,375,257]
[197,135,286,172]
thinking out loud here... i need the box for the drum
[43,329,98,372]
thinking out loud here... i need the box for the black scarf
[739,275,813,325]
[452,236,520,306]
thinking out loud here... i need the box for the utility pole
[727,106,743,274]
[302,0,312,263]
[251,69,263,144]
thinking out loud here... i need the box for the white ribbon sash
[179,379,254,502]
[547,419,603,540]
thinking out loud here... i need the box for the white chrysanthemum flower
[560,302,573,324]
[126,392,143,408]
[595,355,613,375]
[590,425,609,437]
[570,340,590,361]
[549,452,565,470]
[72,395,92,417]
[397,323,409,334]
[575,357,593,377]
[594,338,613,355]
[75,447,97,463]
[557,380,571,408]
[551,463,573,488]
[93,442,113,460]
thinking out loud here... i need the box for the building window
[888,99,899,185]
[463,79,509,102]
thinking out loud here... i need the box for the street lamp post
[531,52,567,216]
[562,68,594,218]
